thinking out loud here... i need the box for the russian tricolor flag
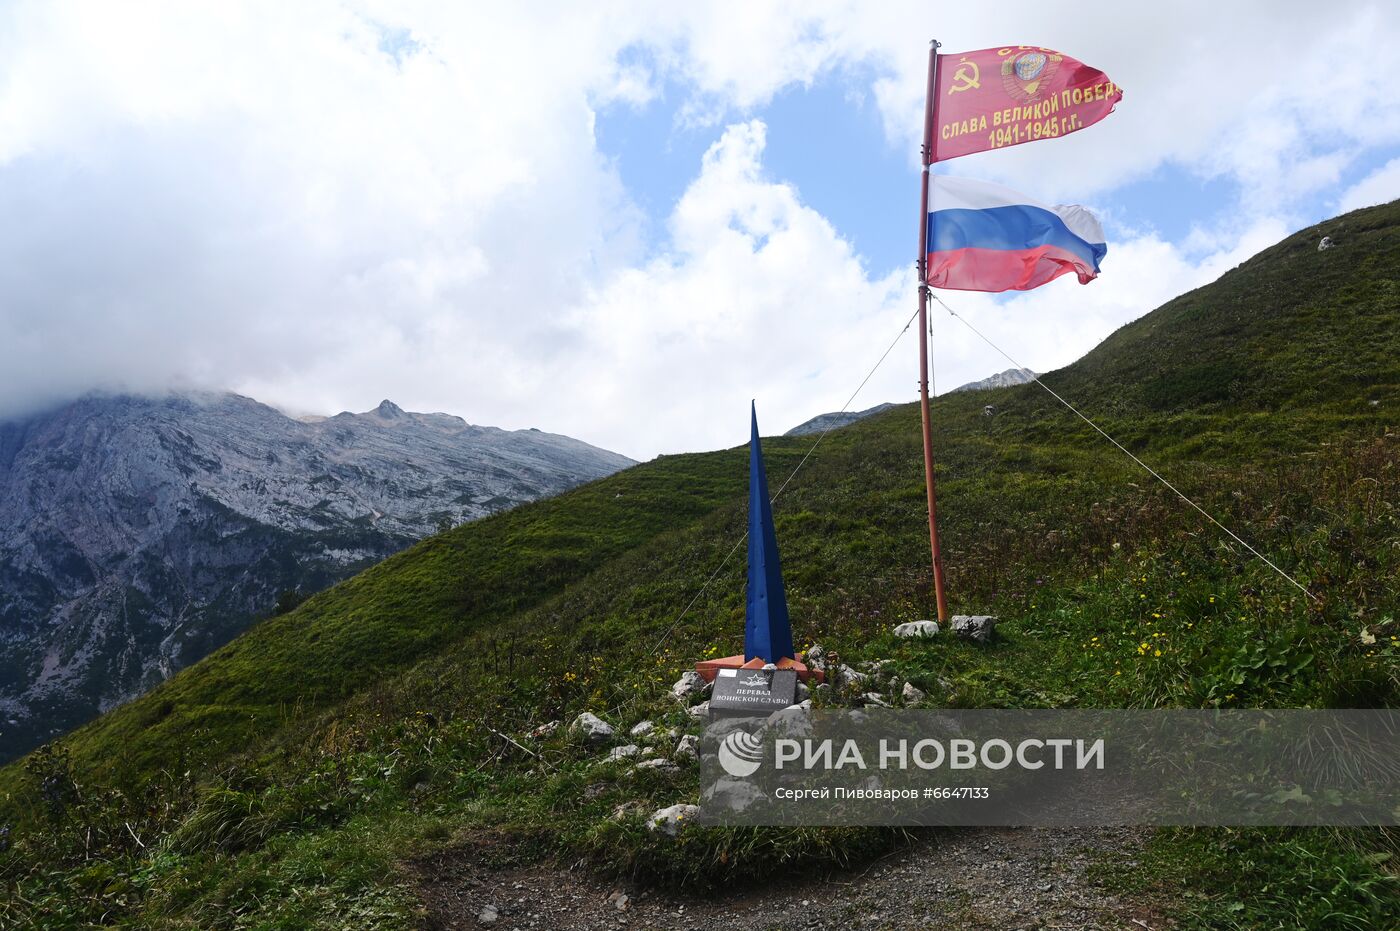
[926,176,1107,293]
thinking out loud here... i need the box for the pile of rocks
[559,710,701,775]
[528,617,997,850]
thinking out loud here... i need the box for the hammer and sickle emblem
[948,58,980,93]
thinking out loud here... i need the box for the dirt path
[413,827,1170,931]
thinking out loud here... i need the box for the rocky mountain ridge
[784,403,896,436]
[949,367,1037,392]
[0,391,633,761]
[784,369,1037,437]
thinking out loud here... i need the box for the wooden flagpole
[917,39,949,623]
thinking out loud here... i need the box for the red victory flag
[931,46,1122,162]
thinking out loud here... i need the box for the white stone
[670,671,710,702]
[635,758,680,774]
[674,734,699,761]
[768,704,813,738]
[605,744,640,762]
[902,681,927,704]
[647,803,700,836]
[702,777,766,813]
[862,692,891,707]
[950,615,998,644]
[686,700,710,719]
[893,620,940,638]
[629,720,655,737]
[570,712,614,745]
[836,664,867,686]
[477,904,499,926]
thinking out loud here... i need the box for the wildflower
[1208,596,1216,604]
[1153,649,1162,657]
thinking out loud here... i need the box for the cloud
[0,1,648,423]
[840,1,1400,210]
[918,217,1290,390]
[558,120,907,454]
[0,2,1396,459]
[1337,157,1400,213]
[548,120,1293,456]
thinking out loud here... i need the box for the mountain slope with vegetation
[0,393,633,763]
[2,202,1397,928]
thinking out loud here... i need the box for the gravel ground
[413,826,1170,931]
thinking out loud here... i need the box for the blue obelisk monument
[745,402,795,663]
[694,403,819,685]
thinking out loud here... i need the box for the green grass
[2,202,1398,928]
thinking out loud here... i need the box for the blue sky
[598,66,1399,283]
[598,65,915,273]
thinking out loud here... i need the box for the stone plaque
[709,668,798,718]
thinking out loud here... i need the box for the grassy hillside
[2,202,1398,928]
[19,446,759,783]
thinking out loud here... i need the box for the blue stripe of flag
[928,205,1107,272]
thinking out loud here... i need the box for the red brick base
[694,653,824,684]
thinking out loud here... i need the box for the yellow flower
[1153,649,1162,657]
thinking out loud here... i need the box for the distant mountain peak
[0,390,634,762]
[949,368,1037,393]
[786,402,895,437]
